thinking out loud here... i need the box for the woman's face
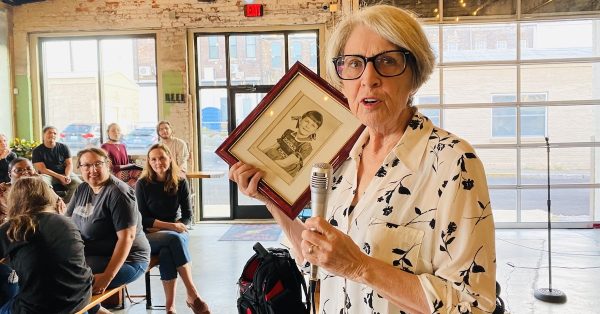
[10,160,37,183]
[340,25,414,134]
[108,125,121,141]
[148,148,171,176]
[0,135,7,150]
[79,152,110,187]
[297,116,319,137]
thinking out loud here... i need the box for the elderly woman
[66,148,150,314]
[101,123,140,187]
[0,134,17,184]
[136,144,209,314]
[0,177,93,313]
[229,5,496,314]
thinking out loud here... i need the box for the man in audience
[156,120,190,173]
[32,126,81,202]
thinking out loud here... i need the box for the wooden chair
[128,255,162,309]
[75,285,125,314]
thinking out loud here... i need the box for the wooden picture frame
[216,62,364,219]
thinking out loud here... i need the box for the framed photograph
[216,62,365,219]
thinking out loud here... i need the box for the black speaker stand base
[534,288,567,303]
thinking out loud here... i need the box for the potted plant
[10,138,40,159]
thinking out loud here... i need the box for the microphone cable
[309,279,317,314]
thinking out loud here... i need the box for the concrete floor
[113,224,600,314]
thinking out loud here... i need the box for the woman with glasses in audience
[135,143,209,314]
[0,177,93,314]
[0,158,39,219]
[0,134,17,184]
[101,123,141,187]
[230,5,496,314]
[67,147,150,314]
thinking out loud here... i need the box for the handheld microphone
[309,162,332,283]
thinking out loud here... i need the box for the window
[208,36,219,59]
[309,42,317,68]
[290,41,302,63]
[491,94,547,138]
[229,37,237,59]
[0,9,12,136]
[271,42,282,67]
[364,3,600,226]
[246,36,256,58]
[491,107,517,137]
[39,36,158,155]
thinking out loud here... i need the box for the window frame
[34,32,159,151]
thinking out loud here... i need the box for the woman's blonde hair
[6,177,58,242]
[140,143,181,195]
[326,5,436,96]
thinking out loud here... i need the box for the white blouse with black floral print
[319,111,497,314]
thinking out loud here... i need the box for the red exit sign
[244,4,263,17]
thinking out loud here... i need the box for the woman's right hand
[170,222,187,233]
[229,162,268,203]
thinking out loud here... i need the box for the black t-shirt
[0,151,17,183]
[0,212,93,314]
[31,143,71,175]
[135,178,192,229]
[66,175,150,264]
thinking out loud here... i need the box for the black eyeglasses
[332,49,411,80]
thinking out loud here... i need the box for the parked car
[122,126,157,155]
[59,123,101,152]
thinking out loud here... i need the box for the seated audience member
[1,158,67,219]
[67,147,150,314]
[156,121,190,173]
[0,177,93,314]
[136,144,210,314]
[32,126,81,202]
[0,158,41,308]
[0,134,17,184]
[0,158,39,220]
[101,123,140,187]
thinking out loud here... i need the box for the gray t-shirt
[67,175,149,264]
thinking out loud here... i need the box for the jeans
[0,298,13,314]
[0,265,18,307]
[40,173,82,203]
[0,265,17,314]
[85,256,148,314]
[147,230,191,280]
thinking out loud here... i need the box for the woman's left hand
[301,217,369,282]
[92,272,112,294]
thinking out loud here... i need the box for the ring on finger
[308,244,315,254]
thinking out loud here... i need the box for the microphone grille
[311,162,332,190]
[312,162,332,170]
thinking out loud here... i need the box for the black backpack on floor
[237,242,310,314]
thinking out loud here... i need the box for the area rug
[219,224,282,241]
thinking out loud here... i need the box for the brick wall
[11,0,347,154]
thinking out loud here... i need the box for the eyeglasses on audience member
[79,161,106,171]
[11,166,36,175]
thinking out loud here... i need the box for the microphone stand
[533,137,567,303]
